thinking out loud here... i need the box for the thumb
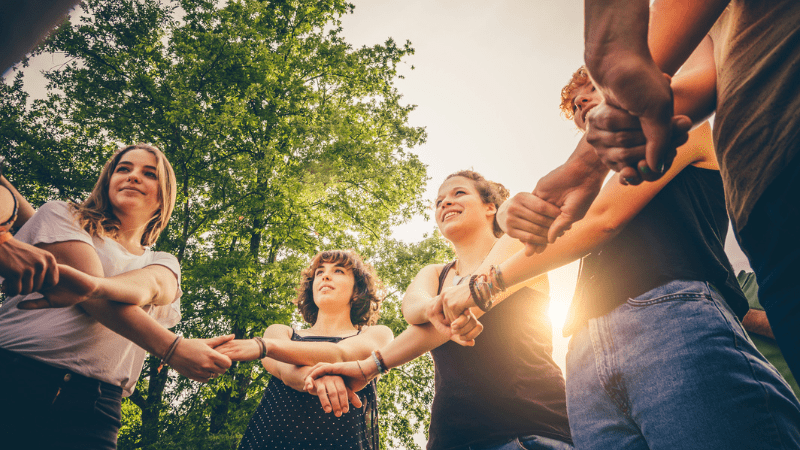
[640,115,673,174]
[17,299,51,310]
[348,389,363,409]
[548,214,574,244]
[205,334,235,348]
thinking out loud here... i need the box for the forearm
[0,176,35,228]
[742,309,775,340]
[372,324,447,371]
[402,291,432,325]
[270,361,313,392]
[584,0,651,89]
[80,299,174,358]
[94,266,177,306]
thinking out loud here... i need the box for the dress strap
[437,261,457,295]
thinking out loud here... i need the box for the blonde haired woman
[0,144,232,450]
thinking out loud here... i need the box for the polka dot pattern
[238,332,378,450]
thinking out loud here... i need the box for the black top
[564,166,748,336]
[238,330,378,450]
[426,262,572,450]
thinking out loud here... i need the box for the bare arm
[0,176,36,228]
[19,262,179,309]
[35,240,232,382]
[437,122,716,331]
[742,309,775,340]
[218,323,393,366]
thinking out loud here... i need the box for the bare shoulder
[361,324,394,340]
[263,323,293,340]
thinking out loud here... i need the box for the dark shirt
[238,330,378,450]
[565,166,748,336]
[427,262,572,450]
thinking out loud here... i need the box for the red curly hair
[559,65,591,121]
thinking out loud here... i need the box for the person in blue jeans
[430,64,800,449]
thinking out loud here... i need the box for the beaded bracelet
[371,350,389,376]
[374,349,389,374]
[469,274,495,312]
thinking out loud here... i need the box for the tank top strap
[437,261,457,295]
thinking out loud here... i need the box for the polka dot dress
[238,331,378,450]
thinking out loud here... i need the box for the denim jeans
[0,348,123,450]
[736,152,800,380]
[466,434,574,450]
[565,280,800,450]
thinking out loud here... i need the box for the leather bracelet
[470,274,494,312]
[253,336,268,359]
[0,184,18,231]
[161,335,183,367]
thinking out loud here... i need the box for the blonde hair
[71,144,177,246]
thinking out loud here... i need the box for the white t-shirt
[0,201,182,396]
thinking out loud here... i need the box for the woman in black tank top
[214,250,393,449]
[432,70,800,449]
[304,171,572,449]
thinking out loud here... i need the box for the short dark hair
[294,250,382,327]
[443,170,510,238]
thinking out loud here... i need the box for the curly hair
[559,65,591,121]
[294,250,383,327]
[71,144,177,247]
[443,170,510,238]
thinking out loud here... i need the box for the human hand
[17,265,98,309]
[448,311,482,346]
[588,69,691,183]
[530,142,609,246]
[304,361,372,416]
[214,338,261,361]
[496,193,560,255]
[310,374,363,417]
[169,334,234,382]
[0,238,59,296]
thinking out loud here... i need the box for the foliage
[0,0,456,448]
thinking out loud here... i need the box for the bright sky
[340,0,587,372]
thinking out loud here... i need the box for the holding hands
[168,334,235,383]
[426,285,484,346]
[304,362,371,417]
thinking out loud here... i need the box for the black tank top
[426,262,572,450]
[564,166,748,335]
[238,330,378,450]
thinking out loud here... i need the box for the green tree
[1,0,451,448]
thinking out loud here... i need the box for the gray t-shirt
[709,0,800,231]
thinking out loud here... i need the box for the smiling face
[435,176,496,240]
[571,82,601,131]
[108,149,161,219]
[312,262,356,312]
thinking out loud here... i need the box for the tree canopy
[1,0,455,447]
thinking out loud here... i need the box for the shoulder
[263,324,294,340]
[360,324,394,340]
[147,251,181,275]
[421,262,449,278]
[16,201,90,246]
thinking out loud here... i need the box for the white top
[0,201,182,396]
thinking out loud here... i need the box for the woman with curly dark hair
[217,249,393,450]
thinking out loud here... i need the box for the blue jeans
[736,152,800,380]
[466,434,573,450]
[565,280,800,450]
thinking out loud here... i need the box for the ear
[484,202,497,218]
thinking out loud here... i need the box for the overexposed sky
[340,0,587,371]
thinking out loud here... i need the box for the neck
[451,228,498,275]
[114,211,149,254]
[309,309,358,336]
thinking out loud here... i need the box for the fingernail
[639,165,651,175]
[657,160,666,173]
[623,177,635,184]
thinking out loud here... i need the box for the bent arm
[0,176,36,228]
[501,123,715,290]
[264,325,393,366]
